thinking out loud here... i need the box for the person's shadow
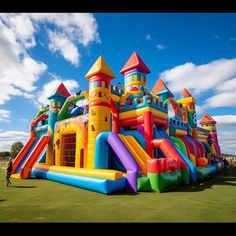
[11,186,37,188]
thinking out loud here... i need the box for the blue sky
[0,13,236,154]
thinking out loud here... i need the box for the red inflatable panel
[147,158,162,174]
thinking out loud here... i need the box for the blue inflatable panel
[31,168,126,194]
[208,164,218,175]
[37,148,46,163]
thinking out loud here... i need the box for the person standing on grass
[222,158,229,174]
[5,159,13,186]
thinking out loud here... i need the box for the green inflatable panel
[137,176,152,192]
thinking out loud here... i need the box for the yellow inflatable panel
[189,153,196,166]
[119,107,168,120]
[210,144,216,155]
[119,91,132,104]
[11,174,20,179]
[48,166,123,180]
[175,129,188,136]
[33,163,50,170]
[118,134,151,175]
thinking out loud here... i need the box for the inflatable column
[85,56,115,169]
[199,113,221,158]
[177,88,198,140]
[46,83,70,165]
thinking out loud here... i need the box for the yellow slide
[118,134,151,175]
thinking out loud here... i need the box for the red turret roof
[199,113,217,125]
[152,79,173,97]
[181,88,192,98]
[48,82,70,99]
[120,51,151,75]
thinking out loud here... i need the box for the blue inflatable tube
[207,164,218,175]
[31,168,126,194]
[202,142,211,154]
[184,136,198,159]
[37,147,46,163]
[174,146,197,182]
[94,132,110,169]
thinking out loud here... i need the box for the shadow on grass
[11,186,37,188]
[0,199,6,202]
[170,166,236,193]
[112,190,140,196]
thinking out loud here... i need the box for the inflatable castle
[11,52,223,194]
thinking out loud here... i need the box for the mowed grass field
[0,166,236,222]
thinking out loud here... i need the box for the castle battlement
[169,118,188,131]
[111,84,124,97]
[119,95,168,113]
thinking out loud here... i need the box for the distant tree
[0,151,10,157]
[10,141,24,159]
[0,151,11,161]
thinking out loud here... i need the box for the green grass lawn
[0,166,236,222]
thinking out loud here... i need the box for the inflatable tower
[85,56,115,168]
[177,88,197,140]
[200,113,221,159]
[46,83,70,165]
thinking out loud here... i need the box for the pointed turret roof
[47,82,70,99]
[152,79,174,97]
[181,88,192,98]
[85,56,115,79]
[199,113,217,125]
[120,51,151,75]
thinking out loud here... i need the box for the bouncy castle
[11,52,223,194]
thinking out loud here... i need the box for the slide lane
[95,132,139,191]
[121,130,146,149]
[20,136,49,178]
[118,134,151,175]
[37,147,47,163]
[12,137,38,174]
[154,127,197,182]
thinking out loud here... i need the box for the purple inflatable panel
[107,132,138,191]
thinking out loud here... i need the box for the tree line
[0,141,24,161]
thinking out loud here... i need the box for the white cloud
[28,13,100,47]
[160,58,236,96]
[157,44,166,50]
[160,57,236,111]
[215,77,236,92]
[48,30,81,67]
[0,14,47,105]
[28,13,100,65]
[213,35,219,39]
[205,92,236,108]
[37,76,79,106]
[0,109,11,122]
[145,34,151,40]
[0,130,29,151]
[217,130,236,155]
[195,105,205,115]
[0,13,100,106]
[212,115,236,128]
